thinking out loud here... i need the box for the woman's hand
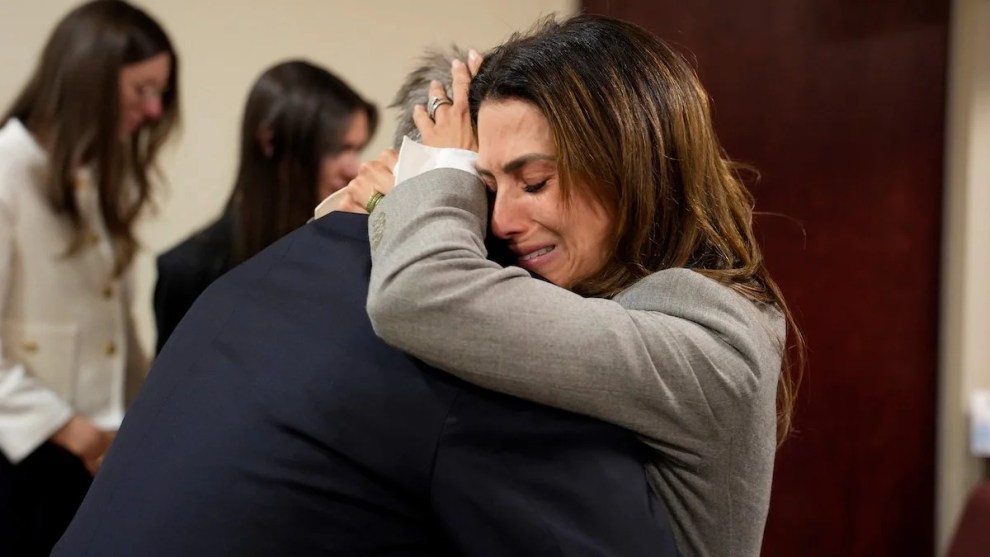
[413,49,483,151]
[50,415,114,475]
[317,149,398,215]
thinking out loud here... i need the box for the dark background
[582,1,949,555]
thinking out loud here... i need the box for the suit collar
[312,212,370,243]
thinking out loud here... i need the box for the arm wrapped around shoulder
[367,167,786,464]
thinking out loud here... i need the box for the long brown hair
[226,60,377,265]
[3,0,179,276]
[470,15,805,444]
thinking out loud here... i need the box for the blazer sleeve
[366,168,785,464]
[430,390,679,556]
[0,198,73,462]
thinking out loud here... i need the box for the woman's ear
[257,127,274,158]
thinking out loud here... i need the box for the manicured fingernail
[452,59,463,69]
[469,49,480,61]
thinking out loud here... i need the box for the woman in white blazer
[0,2,179,554]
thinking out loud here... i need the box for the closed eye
[523,180,548,193]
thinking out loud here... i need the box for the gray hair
[389,45,470,149]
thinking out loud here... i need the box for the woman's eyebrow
[476,153,556,176]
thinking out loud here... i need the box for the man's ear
[257,127,275,158]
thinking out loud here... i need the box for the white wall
[939,0,990,552]
[0,0,577,351]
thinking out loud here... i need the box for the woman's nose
[490,190,525,239]
[143,97,163,120]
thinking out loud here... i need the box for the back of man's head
[390,46,470,149]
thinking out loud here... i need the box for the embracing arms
[366,168,785,462]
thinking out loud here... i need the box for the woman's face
[118,52,172,138]
[476,100,612,290]
[318,109,371,200]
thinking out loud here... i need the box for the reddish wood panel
[581,1,948,555]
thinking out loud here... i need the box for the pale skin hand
[49,415,115,475]
[413,49,484,151]
[319,50,482,216]
[318,148,398,215]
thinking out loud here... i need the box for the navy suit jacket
[53,213,680,556]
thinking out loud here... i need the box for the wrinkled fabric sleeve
[367,168,783,463]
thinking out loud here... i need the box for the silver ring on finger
[427,95,453,121]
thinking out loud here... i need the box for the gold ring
[365,191,385,214]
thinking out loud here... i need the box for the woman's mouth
[519,246,555,261]
[516,245,558,274]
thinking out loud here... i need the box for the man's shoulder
[308,211,371,242]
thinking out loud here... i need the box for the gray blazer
[367,168,786,557]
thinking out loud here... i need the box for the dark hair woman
[153,60,376,353]
[0,1,180,553]
[344,15,804,557]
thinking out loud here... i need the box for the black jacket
[153,212,234,354]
